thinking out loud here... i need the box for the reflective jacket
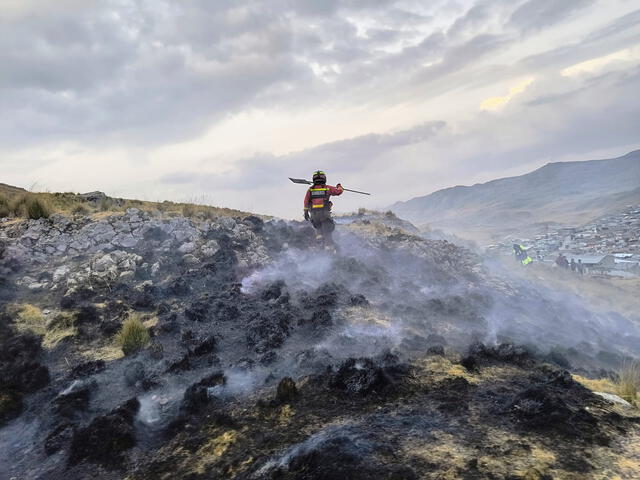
[304,184,343,211]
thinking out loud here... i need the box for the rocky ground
[0,207,639,479]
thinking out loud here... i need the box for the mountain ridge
[391,149,640,242]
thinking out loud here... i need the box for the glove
[336,183,343,189]
[304,210,310,221]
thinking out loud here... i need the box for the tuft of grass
[115,314,150,356]
[43,312,77,348]
[9,304,78,348]
[10,304,46,336]
[0,194,10,218]
[182,203,196,217]
[616,360,640,405]
[99,197,113,211]
[25,195,50,219]
[72,204,89,216]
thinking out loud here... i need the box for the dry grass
[10,304,46,336]
[115,314,150,356]
[0,183,256,221]
[43,312,77,348]
[573,374,618,395]
[4,194,50,219]
[0,193,10,217]
[8,304,77,348]
[616,360,640,405]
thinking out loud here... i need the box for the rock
[115,235,138,248]
[69,398,140,467]
[275,377,298,403]
[93,253,117,272]
[79,191,107,203]
[201,239,220,257]
[124,361,146,387]
[178,242,196,254]
[593,391,633,407]
[182,254,200,265]
[53,265,71,283]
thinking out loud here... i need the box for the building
[565,254,616,274]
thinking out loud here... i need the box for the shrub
[72,204,89,216]
[115,315,150,356]
[182,203,196,217]
[25,196,50,219]
[616,360,640,405]
[0,194,10,218]
[99,198,113,211]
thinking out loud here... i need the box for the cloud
[561,45,640,77]
[509,0,595,33]
[1,0,640,220]
[480,78,535,111]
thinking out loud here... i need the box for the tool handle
[342,188,371,195]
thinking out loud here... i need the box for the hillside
[1,194,639,479]
[391,150,640,243]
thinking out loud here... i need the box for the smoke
[240,223,640,378]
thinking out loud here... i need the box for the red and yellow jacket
[304,184,343,211]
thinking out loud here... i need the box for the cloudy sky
[1,0,639,218]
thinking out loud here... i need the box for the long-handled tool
[289,178,371,195]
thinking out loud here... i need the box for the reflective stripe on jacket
[304,184,343,210]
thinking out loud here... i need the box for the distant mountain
[391,150,640,243]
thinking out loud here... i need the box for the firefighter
[304,170,343,248]
[513,244,533,266]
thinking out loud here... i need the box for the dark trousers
[310,209,335,244]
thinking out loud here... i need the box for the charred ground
[0,207,638,479]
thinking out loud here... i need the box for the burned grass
[133,350,640,480]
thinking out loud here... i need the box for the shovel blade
[289,177,312,185]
